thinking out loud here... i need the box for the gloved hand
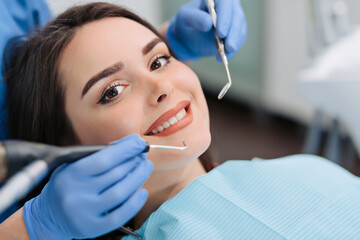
[23,134,153,240]
[167,0,247,61]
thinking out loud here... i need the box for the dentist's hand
[167,0,247,61]
[22,134,153,240]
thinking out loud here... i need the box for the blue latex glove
[23,134,153,240]
[167,0,247,61]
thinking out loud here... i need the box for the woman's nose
[147,75,174,105]
[157,94,167,103]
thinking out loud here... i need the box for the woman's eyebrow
[81,62,124,98]
[81,38,163,99]
[142,38,163,55]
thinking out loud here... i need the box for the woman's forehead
[59,17,157,87]
[80,17,154,38]
[68,17,156,56]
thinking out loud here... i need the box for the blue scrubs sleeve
[0,0,52,222]
[0,0,52,140]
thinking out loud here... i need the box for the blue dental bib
[124,154,360,239]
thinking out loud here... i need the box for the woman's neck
[132,158,206,229]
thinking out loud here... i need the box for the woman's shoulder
[220,154,354,178]
[221,154,352,175]
[224,154,339,169]
[211,154,359,196]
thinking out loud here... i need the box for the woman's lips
[145,100,193,137]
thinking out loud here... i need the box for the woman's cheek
[74,110,140,144]
[98,114,142,143]
[177,67,201,90]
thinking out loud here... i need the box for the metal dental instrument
[118,226,142,239]
[0,140,188,239]
[143,141,188,152]
[207,0,232,100]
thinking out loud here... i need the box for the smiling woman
[5,1,211,237]
[6,2,211,170]
[4,2,360,240]
[59,16,211,174]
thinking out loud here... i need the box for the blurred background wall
[47,0,163,26]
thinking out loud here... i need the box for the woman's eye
[98,84,125,104]
[150,55,170,71]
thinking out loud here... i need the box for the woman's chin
[149,131,211,172]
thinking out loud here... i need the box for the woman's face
[59,17,211,171]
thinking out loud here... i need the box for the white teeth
[169,117,178,125]
[149,108,187,135]
[175,109,186,121]
[157,125,164,132]
[162,121,171,129]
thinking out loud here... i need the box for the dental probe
[206,0,233,100]
[143,141,188,152]
[118,226,142,239]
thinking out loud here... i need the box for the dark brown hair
[5,2,168,146]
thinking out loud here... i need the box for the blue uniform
[0,0,52,140]
[124,155,360,239]
[0,0,51,221]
